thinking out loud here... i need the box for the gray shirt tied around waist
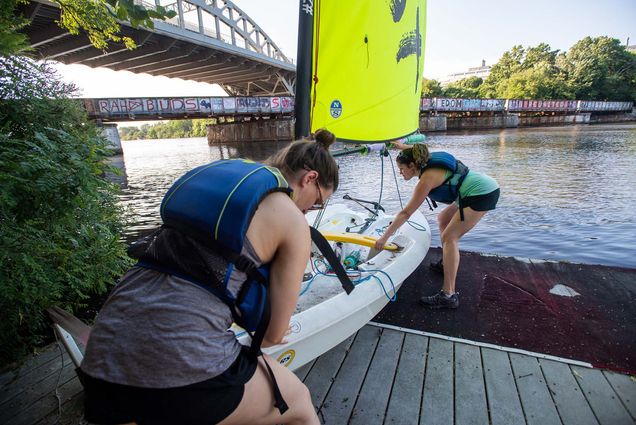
[81,239,262,388]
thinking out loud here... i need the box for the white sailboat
[236,0,430,370]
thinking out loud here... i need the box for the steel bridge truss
[21,0,296,96]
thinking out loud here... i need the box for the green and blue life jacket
[420,152,470,220]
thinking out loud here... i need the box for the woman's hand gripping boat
[234,202,431,370]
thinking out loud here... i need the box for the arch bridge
[20,0,296,96]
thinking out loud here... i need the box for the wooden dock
[2,323,635,424]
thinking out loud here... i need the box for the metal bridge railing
[138,0,292,64]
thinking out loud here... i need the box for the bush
[0,56,131,366]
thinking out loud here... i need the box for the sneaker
[419,290,459,309]
[429,259,444,274]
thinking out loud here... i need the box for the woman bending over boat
[79,130,339,425]
[374,142,499,309]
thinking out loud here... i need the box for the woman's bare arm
[248,194,310,347]
[374,168,447,248]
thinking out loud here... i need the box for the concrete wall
[207,119,293,144]
[99,123,123,154]
[518,115,582,126]
[446,115,518,130]
[589,112,635,123]
[419,115,447,131]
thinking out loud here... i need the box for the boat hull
[238,203,431,370]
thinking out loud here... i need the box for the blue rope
[300,259,398,302]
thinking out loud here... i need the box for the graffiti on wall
[420,98,633,113]
[86,96,295,117]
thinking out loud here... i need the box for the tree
[0,0,29,55]
[0,0,175,366]
[479,43,569,99]
[6,0,176,53]
[479,45,525,98]
[443,76,483,98]
[558,36,636,101]
[421,78,443,97]
[0,57,132,364]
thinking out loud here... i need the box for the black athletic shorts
[461,188,500,212]
[79,347,257,425]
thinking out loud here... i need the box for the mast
[294,0,314,139]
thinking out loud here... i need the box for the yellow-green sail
[309,1,426,143]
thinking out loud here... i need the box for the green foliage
[120,119,215,140]
[443,76,483,98]
[3,0,176,54]
[421,78,443,97]
[0,0,29,55]
[558,36,636,101]
[479,43,568,99]
[0,57,131,365]
[55,0,177,50]
[477,38,635,101]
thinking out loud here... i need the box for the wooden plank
[303,334,355,411]
[350,329,403,425]
[455,343,488,425]
[384,334,428,425]
[510,353,560,425]
[482,348,524,425]
[603,370,636,421]
[572,366,633,425]
[319,325,381,425]
[7,376,83,425]
[0,361,77,424]
[539,359,598,425]
[421,338,454,425]
[0,345,63,389]
[0,350,72,405]
[35,391,84,425]
[294,359,316,382]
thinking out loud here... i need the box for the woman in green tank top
[374,142,500,309]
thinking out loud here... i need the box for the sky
[52,0,636,100]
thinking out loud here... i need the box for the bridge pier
[97,123,127,187]
[207,118,293,144]
[99,123,123,154]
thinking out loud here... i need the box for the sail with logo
[236,0,432,370]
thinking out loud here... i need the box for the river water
[119,123,636,269]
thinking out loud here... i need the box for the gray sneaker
[419,290,459,309]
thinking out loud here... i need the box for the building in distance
[440,60,491,86]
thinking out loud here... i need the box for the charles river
[118,123,636,269]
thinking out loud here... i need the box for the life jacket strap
[243,280,289,415]
[310,226,355,294]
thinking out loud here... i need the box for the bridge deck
[1,323,634,425]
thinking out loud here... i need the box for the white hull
[237,203,431,370]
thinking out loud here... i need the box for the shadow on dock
[374,248,636,374]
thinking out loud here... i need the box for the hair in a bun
[396,144,430,169]
[266,129,339,190]
[314,128,336,150]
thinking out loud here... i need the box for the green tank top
[442,170,499,203]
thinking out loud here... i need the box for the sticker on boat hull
[290,320,301,333]
[277,350,295,368]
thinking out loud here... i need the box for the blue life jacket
[131,158,354,338]
[421,152,470,219]
[129,158,353,415]
[157,158,291,332]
